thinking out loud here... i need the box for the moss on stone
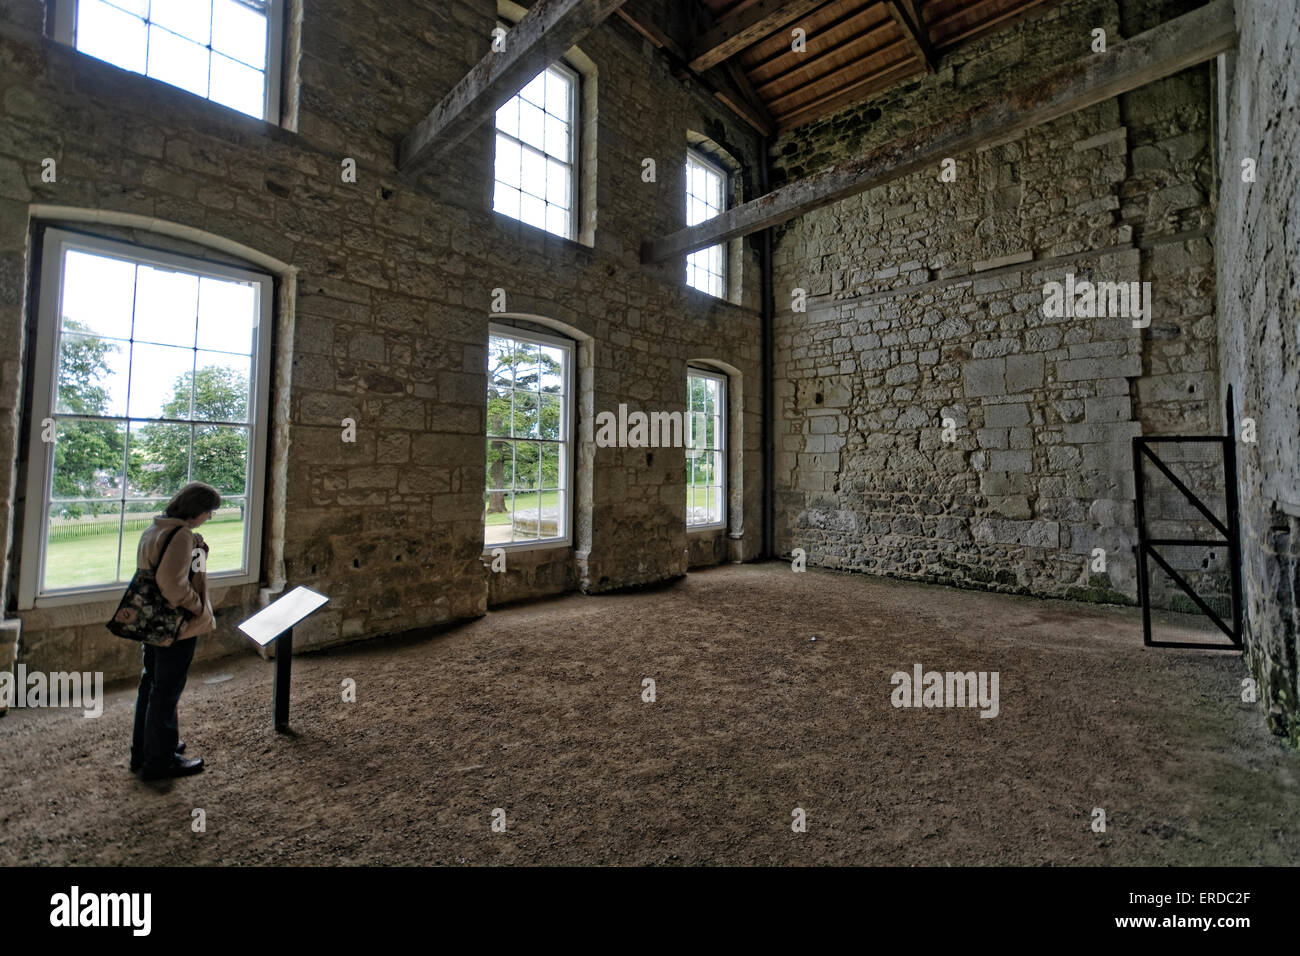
[1063,585,1129,605]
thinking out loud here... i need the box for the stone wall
[0,0,765,683]
[770,0,1226,609]
[1215,0,1300,742]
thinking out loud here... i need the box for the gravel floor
[1,562,1296,865]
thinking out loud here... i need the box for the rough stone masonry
[1215,0,1300,744]
[771,0,1229,613]
[0,0,763,684]
[0,0,1293,745]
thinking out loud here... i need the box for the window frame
[684,148,728,299]
[484,322,575,553]
[51,0,285,124]
[492,53,581,242]
[685,366,728,532]
[18,227,274,609]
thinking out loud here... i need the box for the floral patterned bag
[107,525,189,647]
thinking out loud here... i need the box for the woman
[129,481,220,781]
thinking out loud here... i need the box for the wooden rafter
[398,0,626,174]
[722,58,777,133]
[928,0,1061,49]
[887,0,938,72]
[765,38,909,113]
[689,0,828,72]
[776,54,917,129]
[748,9,891,90]
[616,1,774,135]
[642,0,1237,261]
[615,5,688,59]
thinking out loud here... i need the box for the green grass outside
[49,487,726,588]
[41,486,725,586]
[43,517,248,591]
[687,485,721,511]
[483,490,560,526]
[483,488,719,529]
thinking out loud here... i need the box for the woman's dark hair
[164,482,222,521]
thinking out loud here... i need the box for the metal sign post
[238,586,329,732]
[272,627,293,732]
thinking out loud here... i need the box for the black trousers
[130,637,197,770]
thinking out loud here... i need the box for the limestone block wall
[1215,0,1300,742]
[770,0,1226,608]
[0,0,765,682]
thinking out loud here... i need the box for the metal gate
[1130,389,1243,649]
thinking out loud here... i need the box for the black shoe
[141,755,204,780]
[129,747,188,774]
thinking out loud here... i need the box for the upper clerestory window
[53,0,284,123]
[493,59,579,241]
[685,149,727,299]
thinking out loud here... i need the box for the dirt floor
[1,562,1297,865]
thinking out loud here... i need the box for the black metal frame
[273,627,293,732]
[1131,389,1243,649]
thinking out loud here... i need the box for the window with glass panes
[685,150,727,298]
[686,369,726,528]
[485,327,572,547]
[54,0,282,121]
[19,229,272,606]
[493,61,578,240]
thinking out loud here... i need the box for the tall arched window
[19,227,274,607]
[686,367,727,529]
[484,324,574,548]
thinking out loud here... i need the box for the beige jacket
[136,516,216,641]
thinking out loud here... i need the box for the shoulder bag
[107,525,191,647]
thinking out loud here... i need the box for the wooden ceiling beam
[887,0,938,72]
[614,5,689,60]
[745,5,885,80]
[615,1,774,135]
[766,38,908,113]
[928,0,1060,49]
[721,58,778,134]
[642,0,1237,261]
[689,0,828,72]
[399,0,626,174]
[753,20,898,98]
[774,55,917,128]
